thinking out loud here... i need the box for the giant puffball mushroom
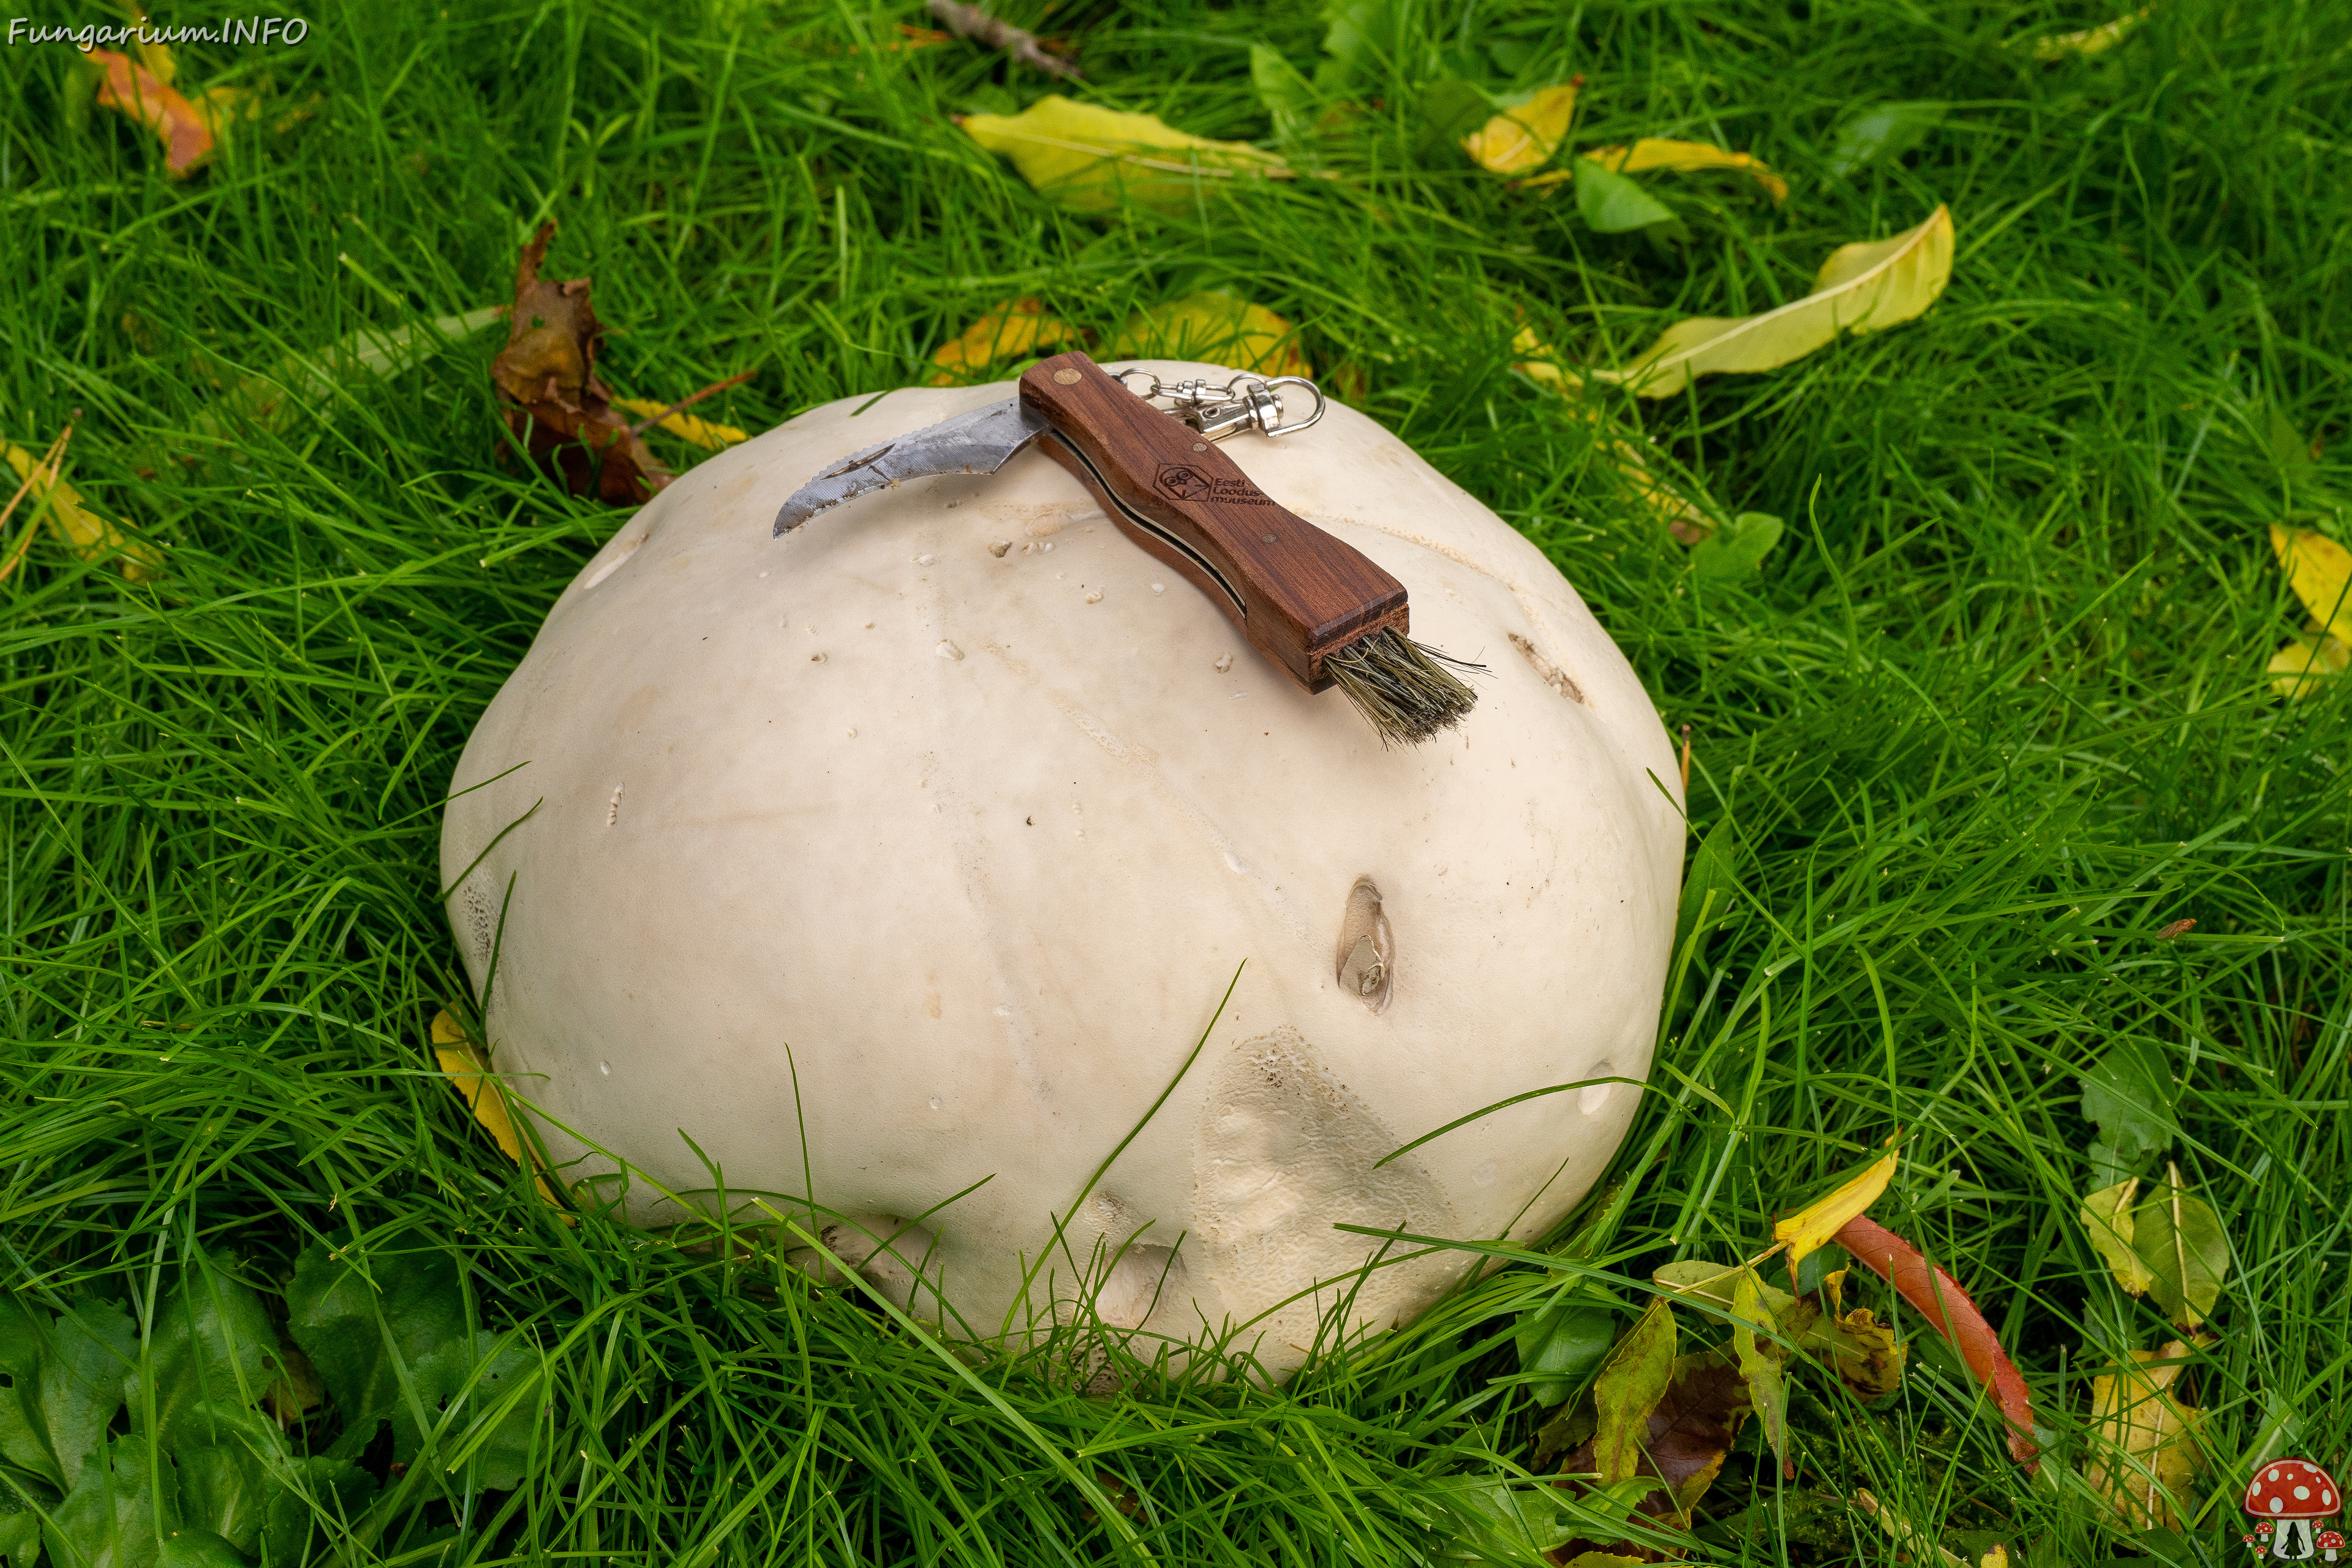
[440,362,1684,1377]
[2245,1459,2342,1562]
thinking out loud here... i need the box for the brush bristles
[1324,628,1483,746]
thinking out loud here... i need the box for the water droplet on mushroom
[915,553,936,565]
[598,1060,612,1076]
[1335,876,1394,1014]
[929,1095,943,1110]
[1223,850,1249,874]
[935,640,963,661]
[1229,691,1248,700]
[1084,589,1103,603]
[994,1004,1012,1018]
[1472,1159,1498,1186]
[1152,582,1166,594]
[1041,541,1054,552]
[989,540,1011,557]
[1215,653,1234,673]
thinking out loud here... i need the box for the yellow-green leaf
[2269,633,2350,700]
[1854,1490,1966,1568]
[1512,326,1713,540]
[1591,1297,1676,1486]
[1461,81,1580,175]
[1105,292,1311,377]
[2270,524,2352,641]
[1730,1268,1790,1476]
[2134,1164,2226,1331]
[1591,204,1953,398]
[0,441,159,580]
[1581,140,1789,203]
[2081,1178,2154,1294]
[2085,1342,2202,1530]
[925,297,1082,385]
[960,96,1291,214]
[1772,1148,1899,1268]
[612,398,749,450]
[432,1009,567,1214]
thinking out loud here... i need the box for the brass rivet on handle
[1261,533,1278,544]
[1192,442,1208,452]
[1053,368,1082,385]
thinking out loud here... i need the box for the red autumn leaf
[489,222,669,505]
[1836,1213,2038,1471]
[87,50,214,176]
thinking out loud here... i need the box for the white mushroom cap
[440,363,1684,1376]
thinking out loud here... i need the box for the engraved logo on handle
[1155,463,1272,506]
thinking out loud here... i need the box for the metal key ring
[1108,367,1163,398]
[1261,375,1326,437]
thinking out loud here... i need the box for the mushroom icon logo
[2243,1458,2342,1560]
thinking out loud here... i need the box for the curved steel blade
[772,397,1052,536]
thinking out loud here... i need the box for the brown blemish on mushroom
[1509,633,1588,706]
[606,784,624,827]
[1335,876,1394,1014]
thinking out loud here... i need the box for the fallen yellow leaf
[86,49,214,176]
[2269,633,2350,700]
[431,1009,568,1215]
[960,96,1291,214]
[924,298,1082,385]
[1980,1546,2011,1568]
[1461,81,1581,175]
[0,439,159,581]
[2031,6,2152,59]
[612,398,749,449]
[1592,205,1954,398]
[1512,326,1711,541]
[1582,139,1788,203]
[2269,524,2352,640]
[2085,1342,2202,1529]
[2081,1177,2155,1294]
[1773,1148,1899,1268]
[1106,292,1311,377]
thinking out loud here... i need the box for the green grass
[4,0,2350,1564]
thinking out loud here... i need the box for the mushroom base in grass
[440,363,1683,1377]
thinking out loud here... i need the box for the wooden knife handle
[1019,350,1408,693]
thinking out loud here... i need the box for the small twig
[624,368,760,440]
[0,418,76,586]
[927,0,1082,80]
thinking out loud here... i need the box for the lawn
[2,1,2348,1565]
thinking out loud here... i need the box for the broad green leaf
[286,1243,545,1487]
[1583,140,1787,202]
[1692,511,1784,581]
[173,1401,290,1553]
[1315,0,1401,92]
[1591,205,1953,397]
[1461,82,1579,175]
[46,1436,164,1568]
[1730,1269,1789,1476]
[1573,160,1676,233]
[195,306,506,441]
[6,1298,138,1490]
[2269,633,2350,701]
[2271,526,2352,642]
[258,1457,377,1566]
[2079,1039,2173,1188]
[1513,1297,1616,1406]
[1652,1258,1795,1320]
[1823,103,1945,178]
[1418,79,1495,159]
[959,96,1290,214]
[1772,1150,1898,1270]
[1104,292,1313,377]
[0,1487,43,1568]
[127,1248,277,1448]
[1250,45,1316,145]
[157,1531,251,1567]
[2081,1178,2154,1294]
[2133,1170,2228,1331]
[1591,1298,1675,1485]
[2086,1343,2202,1529]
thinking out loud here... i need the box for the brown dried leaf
[1564,1351,1751,1527]
[490,222,669,504]
[86,50,214,176]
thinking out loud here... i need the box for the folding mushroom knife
[774,351,1478,741]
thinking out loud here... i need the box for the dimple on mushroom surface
[440,363,1684,1376]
